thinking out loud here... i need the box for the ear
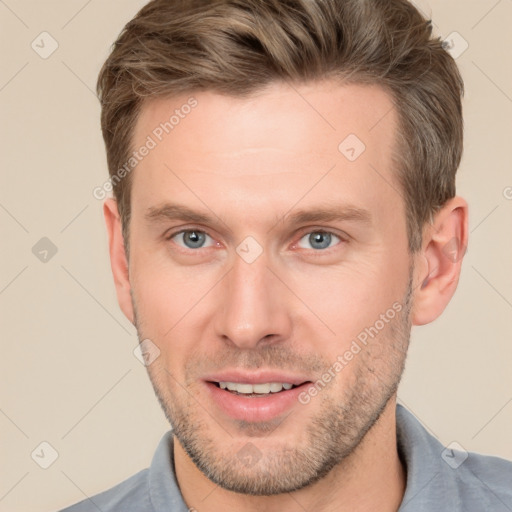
[103,198,134,324]
[411,196,469,326]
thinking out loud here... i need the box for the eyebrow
[144,202,372,229]
[145,203,214,224]
[283,205,372,226]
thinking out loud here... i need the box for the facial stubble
[131,267,414,496]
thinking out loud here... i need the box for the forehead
[130,80,401,226]
[134,79,397,166]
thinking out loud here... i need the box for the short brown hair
[97,0,463,254]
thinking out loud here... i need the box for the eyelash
[164,227,347,253]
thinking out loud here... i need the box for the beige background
[0,1,511,511]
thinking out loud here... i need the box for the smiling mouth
[209,381,309,396]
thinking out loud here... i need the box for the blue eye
[171,230,214,249]
[167,229,342,252]
[297,231,341,250]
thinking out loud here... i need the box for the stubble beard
[132,269,414,496]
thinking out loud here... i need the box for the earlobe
[411,196,469,326]
[103,198,135,325]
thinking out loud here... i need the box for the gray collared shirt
[59,405,512,511]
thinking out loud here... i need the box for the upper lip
[203,370,311,386]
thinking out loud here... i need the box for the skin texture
[104,80,468,512]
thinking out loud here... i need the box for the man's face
[127,80,414,494]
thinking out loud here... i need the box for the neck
[174,399,406,512]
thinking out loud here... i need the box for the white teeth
[237,383,253,394]
[217,382,295,394]
[252,383,271,393]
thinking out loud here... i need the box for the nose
[214,250,293,349]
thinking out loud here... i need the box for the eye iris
[183,231,205,248]
[309,232,331,249]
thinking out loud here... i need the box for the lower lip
[204,381,310,422]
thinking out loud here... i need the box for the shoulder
[456,450,512,505]
[57,469,151,512]
[397,404,512,511]
[57,430,184,512]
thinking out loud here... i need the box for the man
[61,0,512,510]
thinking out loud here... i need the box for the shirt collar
[396,404,452,510]
[148,430,189,512]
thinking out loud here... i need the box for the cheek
[130,249,221,344]
[289,253,408,345]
